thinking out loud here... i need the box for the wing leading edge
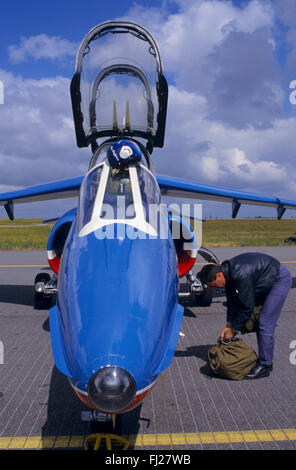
[0,174,295,220]
[0,176,83,220]
[157,175,296,220]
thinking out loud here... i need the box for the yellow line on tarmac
[0,265,47,268]
[1,428,296,449]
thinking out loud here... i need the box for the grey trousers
[256,264,292,366]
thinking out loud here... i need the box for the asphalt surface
[0,246,295,450]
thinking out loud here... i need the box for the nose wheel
[82,411,131,450]
[84,433,131,450]
[34,273,53,309]
[34,272,58,309]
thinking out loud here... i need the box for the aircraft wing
[157,174,296,220]
[0,173,296,220]
[0,176,83,220]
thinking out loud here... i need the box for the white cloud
[125,0,280,129]
[127,0,273,72]
[1,0,296,219]
[220,147,287,184]
[8,34,77,63]
[199,155,225,182]
[155,85,296,200]
[0,69,88,189]
[233,0,274,33]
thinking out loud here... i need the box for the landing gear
[85,433,130,451]
[195,285,214,307]
[82,411,131,450]
[178,270,214,307]
[34,273,57,309]
[178,246,219,307]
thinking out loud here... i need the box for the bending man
[198,253,292,379]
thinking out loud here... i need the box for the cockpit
[72,22,168,238]
[78,145,161,238]
[71,21,168,152]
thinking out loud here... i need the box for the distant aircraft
[1,21,296,449]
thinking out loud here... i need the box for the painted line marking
[1,429,296,449]
[0,265,48,268]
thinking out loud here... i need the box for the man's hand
[220,326,235,341]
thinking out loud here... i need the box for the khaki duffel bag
[207,337,258,380]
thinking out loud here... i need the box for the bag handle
[219,334,239,345]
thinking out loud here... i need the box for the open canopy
[70,21,168,151]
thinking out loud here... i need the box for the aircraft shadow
[174,344,217,379]
[0,284,56,310]
[175,344,211,360]
[41,365,86,445]
[0,284,35,307]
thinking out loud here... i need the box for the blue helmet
[107,140,142,168]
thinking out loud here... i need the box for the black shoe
[245,363,272,379]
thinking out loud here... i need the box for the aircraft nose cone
[87,366,136,413]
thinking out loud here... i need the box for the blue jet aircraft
[1,21,296,448]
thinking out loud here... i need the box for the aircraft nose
[87,366,137,413]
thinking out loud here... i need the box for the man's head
[198,264,226,288]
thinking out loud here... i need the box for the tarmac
[0,246,295,450]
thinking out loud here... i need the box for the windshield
[78,164,102,230]
[138,164,161,216]
[102,167,135,220]
[78,161,160,237]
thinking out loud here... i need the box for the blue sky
[0,0,172,78]
[0,1,168,43]
[1,0,296,220]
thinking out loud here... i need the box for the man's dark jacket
[220,252,280,331]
